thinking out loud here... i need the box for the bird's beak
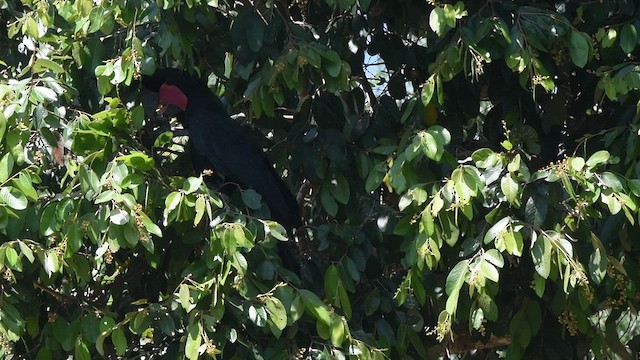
[157,103,168,115]
[157,102,184,117]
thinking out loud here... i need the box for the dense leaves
[0,0,640,359]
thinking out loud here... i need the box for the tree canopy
[1,0,640,359]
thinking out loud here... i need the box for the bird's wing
[186,104,301,229]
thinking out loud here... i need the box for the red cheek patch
[159,84,188,112]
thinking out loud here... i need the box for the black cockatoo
[142,69,302,231]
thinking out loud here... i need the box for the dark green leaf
[241,188,262,210]
[320,187,338,217]
[569,31,590,68]
[620,23,637,54]
[321,50,342,78]
[111,327,127,356]
[74,340,91,360]
[329,172,350,204]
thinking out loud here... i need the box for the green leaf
[194,196,206,226]
[179,284,192,311]
[509,311,532,348]
[484,216,511,244]
[33,58,65,73]
[265,297,287,331]
[601,28,617,48]
[320,187,338,217]
[18,240,34,263]
[364,289,381,316]
[337,285,352,319]
[140,212,162,237]
[503,228,523,256]
[321,50,342,78]
[117,151,155,171]
[35,348,52,360]
[316,318,330,340]
[78,166,100,195]
[589,243,607,285]
[13,172,37,200]
[158,313,176,336]
[601,192,622,214]
[586,150,610,168]
[232,251,248,275]
[111,327,127,356]
[164,191,182,213]
[123,224,140,246]
[445,260,469,315]
[421,131,443,161]
[33,86,58,102]
[95,190,115,204]
[0,113,6,142]
[241,189,262,210]
[324,265,340,304]
[472,148,496,168]
[74,340,91,360]
[67,223,83,254]
[480,260,500,282]
[530,232,551,278]
[484,249,504,268]
[500,175,519,206]
[329,172,350,204]
[185,322,202,360]
[0,152,14,183]
[532,273,546,297]
[5,246,19,269]
[442,3,457,27]
[130,311,150,335]
[0,186,28,210]
[109,208,130,225]
[569,31,590,68]
[245,14,265,52]
[570,157,585,172]
[330,317,346,347]
[600,172,623,191]
[97,76,112,95]
[365,162,387,194]
[619,23,637,54]
[140,57,156,75]
[524,195,547,227]
[290,295,305,322]
[429,7,446,36]
[421,77,435,106]
[299,289,331,325]
[43,250,60,276]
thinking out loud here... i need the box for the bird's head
[142,68,228,122]
[158,83,188,114]
[142,69,202,115]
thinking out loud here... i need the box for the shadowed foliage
[0,0,639,359]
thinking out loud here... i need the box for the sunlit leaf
[0,186,28,210]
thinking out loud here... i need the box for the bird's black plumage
[142,69,302,230]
